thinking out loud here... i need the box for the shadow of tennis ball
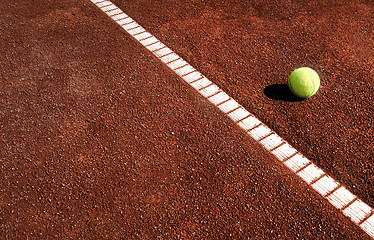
[264,84,304,102]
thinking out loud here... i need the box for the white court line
[89,0,374,238]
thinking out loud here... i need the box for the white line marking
[284,154,310,172]
[90,1,374,237]
[271,143,297,162]
[343,200,372,224]
[134,32,153,41]
[111,13,128,21]
[127,26,145,35]
[96,1,111,8]
[101,4,116,12]
[117,18,133,25]
[237,116,261,132]
[327,186,357,210]
[297,163,325,184]
[208,91,230,106]
[182,71,202,83]
[167,58,188,70]
[259,133,284,151]
[361,214,374,238]
[199,84,220,98]
[145,41,164,50]
[190,78,212,90]
[175,65,196,77]
[311,175,339,197]
[217,99,240,113]
[227,108,250,122]
[140,37,159,46]
[248,125,272,141]
[106,8,122,16]
[160,53,179,64]
[153,47,173,58]
[121,21,138,30]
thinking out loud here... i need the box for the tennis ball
[288,67,320,98]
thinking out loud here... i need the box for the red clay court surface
[1,0,373,239]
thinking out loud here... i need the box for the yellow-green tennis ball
[288,67,320,98]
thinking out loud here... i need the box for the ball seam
[308,68,316,98]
